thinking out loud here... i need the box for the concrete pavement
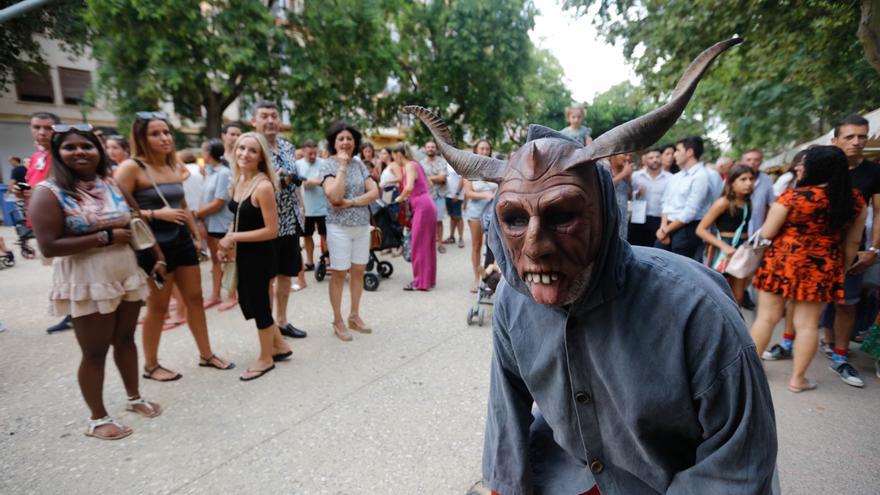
[0,225,878,494]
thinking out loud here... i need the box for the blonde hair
[565,106,585,117]
[229,132,278,189]
[130,116,180,170]
[392,142,415,161]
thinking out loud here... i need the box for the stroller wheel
[315,262,326,282]
[363,272,380,291]
[467,307,476,326]
[478,307,486,327]
[378,261,393,278]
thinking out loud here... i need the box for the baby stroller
[467,205,498,326]
[11,198,36,259]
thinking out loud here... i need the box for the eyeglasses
[135,111,168,120]
[51,124,95,133]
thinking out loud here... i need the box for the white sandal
[126,396,162,418]
[85,416,132,440]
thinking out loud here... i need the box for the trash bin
[0,185,16,225]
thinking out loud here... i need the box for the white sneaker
[830,362,865,388]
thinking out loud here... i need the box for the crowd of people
[2,102,878,442]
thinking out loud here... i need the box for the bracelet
[156,260,167,266]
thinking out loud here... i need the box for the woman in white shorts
[320,122,379,342]
[463,139,499,293]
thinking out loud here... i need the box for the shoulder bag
[704,203,748,273]
[725,229,770,279]
[111,175,157,251]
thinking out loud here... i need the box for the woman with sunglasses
[30,124,164,440]
[115,112,234,381]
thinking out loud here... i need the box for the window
[15,67,54,103]
[58,68,92,105]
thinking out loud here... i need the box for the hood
[487,124,629,314]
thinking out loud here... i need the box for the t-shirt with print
[421,157,448,199]
[849,160,880,204]
[24,149,53,227]
[296,157,329,217]
[319,156,372,227]
[271,137,305,236]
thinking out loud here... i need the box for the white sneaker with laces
[830,362,865,388]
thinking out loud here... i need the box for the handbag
[129,216,157,250]
[704,203,748,273]
[221,175,264,291]
[725,230,770,279]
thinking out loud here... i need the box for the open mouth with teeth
[522,271,563,305]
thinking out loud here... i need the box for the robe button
[575,391,591,404]
[590,460,604,474]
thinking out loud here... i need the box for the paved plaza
[0,225,878,494]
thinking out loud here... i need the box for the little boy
[560,105,592,145]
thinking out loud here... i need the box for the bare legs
[274,274,292,327]
[749,290,786,356]
[726,275,747,305]
[468,219,483,292]
[328,263,369,340]
[73,300,149,436]
[789,301,825,389]
[205,236,224,304]
[832,303,857,358]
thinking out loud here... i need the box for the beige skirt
[49,244,150,318]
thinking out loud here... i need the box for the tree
[85,0,287,138]
[0,0,91,91]
[389,0,538,145]
[563,0,880,154]
[503,47,573,146]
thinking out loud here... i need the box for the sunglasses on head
[135,111,168,120]
[52,124,94,133]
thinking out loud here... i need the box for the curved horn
[569,37,742,166]
[403,105,506,182]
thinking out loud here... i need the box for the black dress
[229,197,277,329]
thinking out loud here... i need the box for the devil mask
[405,38,741,306]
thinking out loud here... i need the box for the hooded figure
[405,37,777,494]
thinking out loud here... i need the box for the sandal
[457,240,465,248]
[272,350,293,362]
[442,237,455,244]
[787,379,818,393]
[162,317,185,331]
[198,354,236,370]
[437,244,446,254]
[348,316,372,334]
[142,364,182,382]
[85,416,132,440]
[333,321,353,341]
[217,299,238,312]
[126,396,162,418]
[203,298,221,309]
[403,283,415,291]
[240,365,275,381]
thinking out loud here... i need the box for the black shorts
[274,234,303,277]
[136,229,199,274]
[208,232,226,239]
[304,216,327,237]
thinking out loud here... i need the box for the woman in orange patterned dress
[750,146,865,393]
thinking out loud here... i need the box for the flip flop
[787,380,818,393]
[217,299,238,312]
[403,283,415,291]
[142,364,182,382]
[203,299,221,309]
[126,397,162,418]
[162,318,185,331]
[442,237,455,244]
[457,240,465,248]
[198,354,236,370]
[240,365,275,381]
[272,351,293,362]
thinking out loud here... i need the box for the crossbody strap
[232,174,266,234]
[731,202,749,246]
[133,158,172,209]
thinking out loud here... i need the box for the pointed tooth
[541,273,550,284]
[551,273,559,281]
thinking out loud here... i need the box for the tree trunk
[203,95,223,138]
[858,0,880,75]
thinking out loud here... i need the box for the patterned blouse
[319,156,372,227]
[272,137,305,236]
[38,177,132,235]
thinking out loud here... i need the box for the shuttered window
[58,68,91,105]
[15,67,54,103]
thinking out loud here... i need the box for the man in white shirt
[443,163,466,247]
[741,148,775,234]
[629,148,672,247]
[656,136,715,260]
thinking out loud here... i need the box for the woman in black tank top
[115,114,234,382]
[218,132,291,381]
[697,164,757,304]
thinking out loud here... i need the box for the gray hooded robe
[482,126,778,495]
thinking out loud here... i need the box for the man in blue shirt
[656,136,715,260]
[296,139,329,272]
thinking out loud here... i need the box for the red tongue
[529,281,561,305]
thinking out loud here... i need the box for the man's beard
[560,263,592,306]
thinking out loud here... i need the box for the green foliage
[0,0,91,91]
[563,0,880,155]
[388,0,538,147]
[503,46,573,146]
[85,0,287,137]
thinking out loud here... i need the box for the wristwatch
[868,246,880,256]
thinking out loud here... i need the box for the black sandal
[198,354,236,370]
[142,364,182,382]
[403,283,415,291]
[272,351,293,362]
[240,365,275,381]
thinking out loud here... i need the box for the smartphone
[15,182,31,191]
[152,271,165,289]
